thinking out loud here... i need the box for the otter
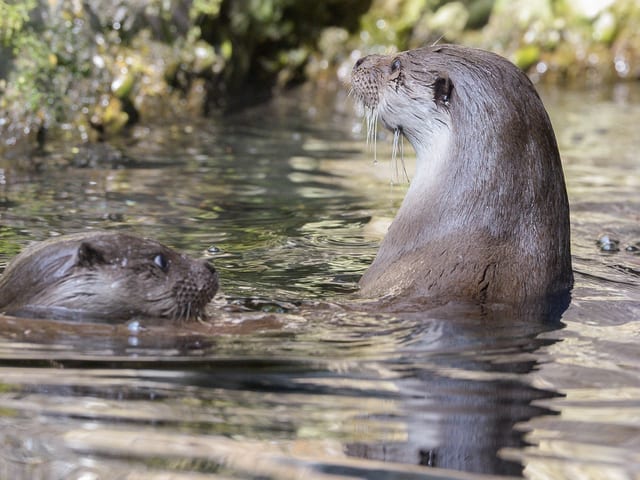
[0,231,218,322]
[350,45,573,307]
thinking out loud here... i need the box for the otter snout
[195,260,219,302]
[350,54,388,109]
[169,258,219,321]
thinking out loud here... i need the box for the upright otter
[0,231,219,322]
[351,45,572,306]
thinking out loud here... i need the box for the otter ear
[434,74,453,107]
[76,241,107,267]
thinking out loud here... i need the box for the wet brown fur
[351,45,573,307]
[0,231,219,322]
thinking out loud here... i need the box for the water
[0,81,638,480]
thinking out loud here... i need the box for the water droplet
[127,320,141,333]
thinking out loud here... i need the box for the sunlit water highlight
[0,83,638,479]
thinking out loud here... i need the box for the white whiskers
[357,102,410,185]
[364,106,379,164]
[391,128,410,184]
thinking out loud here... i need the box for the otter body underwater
[350,45,573,308]
[0,231,219,322]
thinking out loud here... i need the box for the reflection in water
[0,84,639,479]
[0,300,565,478]
[344,304,564,476]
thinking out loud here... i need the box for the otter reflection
[343,301,565,476]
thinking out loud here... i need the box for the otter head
[0,232,219,322]
[351,51,454,160]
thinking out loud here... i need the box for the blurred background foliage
[1,0,639,157]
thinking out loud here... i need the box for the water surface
[0,82,638,479]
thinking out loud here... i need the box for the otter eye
[153,254,169,271]
[390,58,401,73]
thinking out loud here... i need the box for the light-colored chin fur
[355,79,459,299]
[402,124,451,199]
[361,89,452,196]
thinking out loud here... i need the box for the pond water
[0,81,638,480]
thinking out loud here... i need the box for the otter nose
[203,261,217,276]
[195,260,219,298]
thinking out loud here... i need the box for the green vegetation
[0,0,638,158]
[0,1,35,46]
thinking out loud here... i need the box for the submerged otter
[0,231,218,321]
[350,45,572,306]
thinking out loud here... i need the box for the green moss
[513,44,541,70]
[0,0,36,46]
[190,0,224,19]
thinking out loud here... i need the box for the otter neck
[379,125,528,263]
[380,127,459,255]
